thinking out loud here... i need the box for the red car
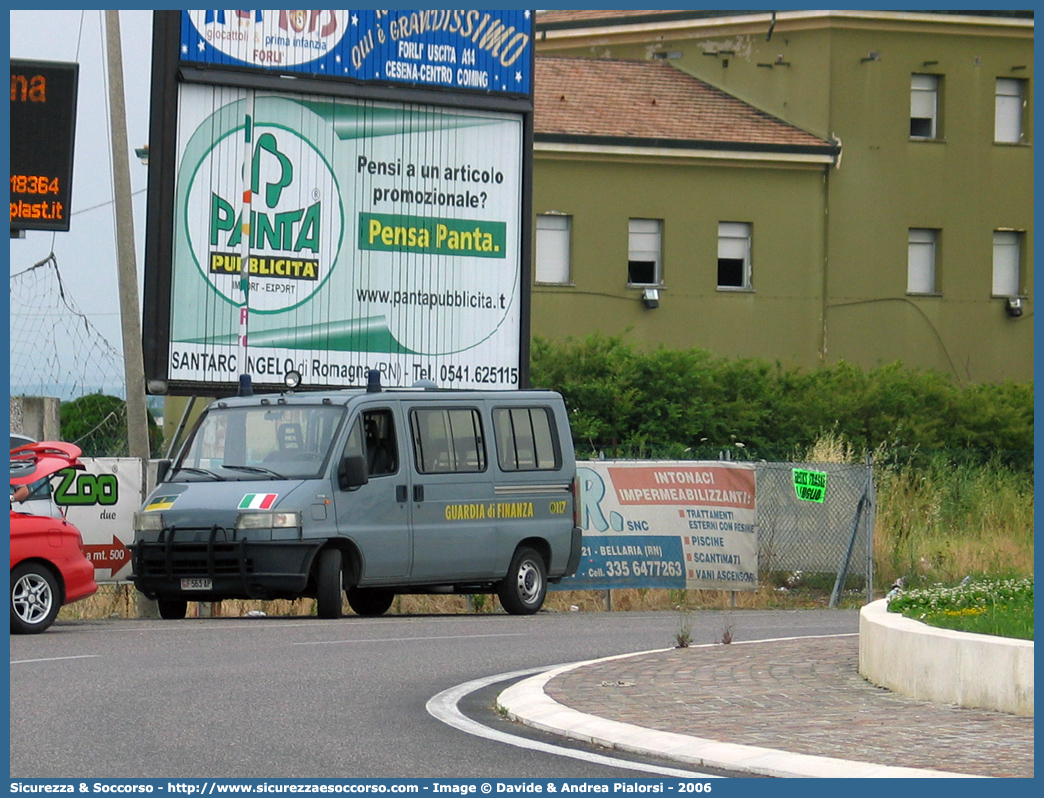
[10,441,97,634]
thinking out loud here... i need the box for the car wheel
[316,548,343,620]
[157,597,188,620]
[346,587,394,617]
[497,546,547,615]
[11,563,61,634]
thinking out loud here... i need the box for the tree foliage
[530,334,1033,469]
[60,393,163,458]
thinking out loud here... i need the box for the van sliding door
[405,404,496,582]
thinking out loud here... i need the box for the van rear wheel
[498,546,547,615]
[316,549,343,620]
[346,588,394,616]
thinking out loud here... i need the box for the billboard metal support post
[237,90,255,397]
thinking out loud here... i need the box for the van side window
[363,409,397,476]
[410,408,486,474]
[493,407,561,471]
[343,410,398,477]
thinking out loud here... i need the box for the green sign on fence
[793,468,827,503]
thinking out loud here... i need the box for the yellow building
[532,10,1033,384]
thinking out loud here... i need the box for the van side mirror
[338,454,369,490]
[154,459,172,484]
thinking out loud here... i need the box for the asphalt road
[9,608,858,778]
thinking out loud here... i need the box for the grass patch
[887,577,1033,640]
[873,456,1034,588]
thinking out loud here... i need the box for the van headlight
[236,510,301,530]
[135,512,165,532]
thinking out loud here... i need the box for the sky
[9,10,154,397]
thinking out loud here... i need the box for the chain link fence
[755,461,875,605]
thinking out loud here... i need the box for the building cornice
[534,138,838,168]
[536,10,1034,49]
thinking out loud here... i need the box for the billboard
[178,10,533,95]
[168,86,522,389]
[50,458,141,583]
[10,59,78,232]
[144,11,534,395]
[555,461,758,592]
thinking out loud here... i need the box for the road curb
[496,642,984,779]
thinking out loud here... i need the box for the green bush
[530,334,1033,470]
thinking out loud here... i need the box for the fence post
[864,456,876,604]
[829,461,873,608]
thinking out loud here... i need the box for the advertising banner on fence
[556,461,758,592]
[167,84,523,390]
[179,10,534,96]
[57,458,140,582]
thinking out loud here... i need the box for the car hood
[10,441,84,485]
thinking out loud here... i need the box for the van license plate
[181,578,212,590]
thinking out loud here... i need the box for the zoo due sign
[555,461,759,593]
[57,458,142,582]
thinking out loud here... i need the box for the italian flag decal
[239,493,278,510]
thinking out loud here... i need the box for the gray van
[131,380,581,619]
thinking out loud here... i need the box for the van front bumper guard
[130,525,323,600]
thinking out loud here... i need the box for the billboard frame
[143,11,534,396]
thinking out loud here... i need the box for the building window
[535,214,571,284]
[995,78,1026,143]
[628,218,662,285]
[910,74,940,139]
[717,222,752,289]
[907,229,938,294]
[992,231,1022,297]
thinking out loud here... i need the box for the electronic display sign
[10,59,79,232]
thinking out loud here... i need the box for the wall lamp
[860,51,882,64]
[1005,296,1023,318]
[642,288,660,309]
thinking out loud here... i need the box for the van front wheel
[346,588,394,617]
[316,549,343,620]
[498,547,547,615]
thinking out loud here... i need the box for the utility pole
[104,11,151,469]
[106,11,156,619]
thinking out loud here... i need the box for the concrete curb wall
[859,599,1033,717]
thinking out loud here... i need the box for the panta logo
[186,119,342,313]
[209,133,321,263]
[188,10,350,68]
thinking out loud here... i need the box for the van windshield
[174,404,345,481]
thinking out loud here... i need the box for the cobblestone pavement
[544,635,1034,778]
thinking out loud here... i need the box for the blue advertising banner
[179,10,534,96]
[554,461,758,593]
